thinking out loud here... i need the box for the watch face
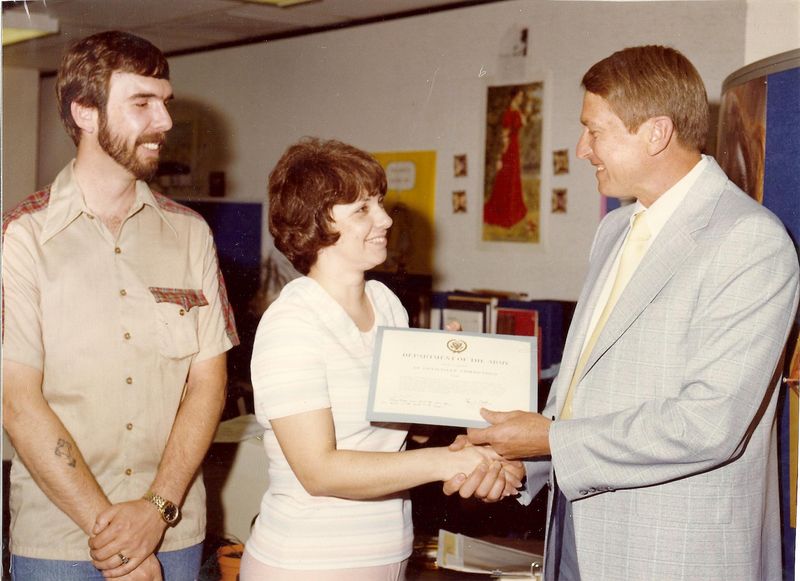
[163,503,179,523]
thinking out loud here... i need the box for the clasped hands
[88,499,166,579]
[443,408,552,502]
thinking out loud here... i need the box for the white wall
[2,66,40,210]
[745,0,800,65]
[36,74,74,194]
[35,0,749,300]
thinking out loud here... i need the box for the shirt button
[115,247,122,254]
[120,289,127,296]
[126,377,133,385]
[126,423,133,431]
[179,309,186,316]
[125,468,133,476]
[124,332,131,340]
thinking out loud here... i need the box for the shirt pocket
[149,287,208,359]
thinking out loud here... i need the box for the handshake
[441,408,553,502]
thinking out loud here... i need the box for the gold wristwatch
[143,491,181,526]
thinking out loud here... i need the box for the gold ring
[119,553,130,566]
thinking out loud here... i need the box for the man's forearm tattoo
[55,438,77,468]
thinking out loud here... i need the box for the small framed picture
[454,154,468,177]
[553,149,569,175]
[551,188,567,213]
[452,190,467,213]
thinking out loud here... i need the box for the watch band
[143,491,180,526]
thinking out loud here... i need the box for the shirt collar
[40,160,177,244]
[631,155,709,239]
[134,180,178,238]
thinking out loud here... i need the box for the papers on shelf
[213,413,265,443]
[442,306,485,333]
[436,529,543,579]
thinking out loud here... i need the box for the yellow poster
[371,151,436,275]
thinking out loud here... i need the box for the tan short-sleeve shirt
[2,161,239,559]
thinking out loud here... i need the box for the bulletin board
[371,150,437,275]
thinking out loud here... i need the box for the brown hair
[582,45,709,151]
[268,137,387,274]
[56,31,169,145]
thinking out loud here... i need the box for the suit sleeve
[518,215,617,505]
[549,211,800,500]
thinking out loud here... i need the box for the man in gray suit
[450,45,799,580]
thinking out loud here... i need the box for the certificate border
[366,326,537,428]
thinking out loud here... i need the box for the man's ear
[70,101,99,135]
[646,116,674,155]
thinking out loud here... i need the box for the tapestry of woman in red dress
[483,89,528,228]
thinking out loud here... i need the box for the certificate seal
[447,338,467,353]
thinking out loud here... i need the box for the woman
[483,87,529,228]
[243,138,520,580]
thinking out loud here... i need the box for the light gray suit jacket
[524,158,800,580]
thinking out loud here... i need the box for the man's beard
[98,114,165,182]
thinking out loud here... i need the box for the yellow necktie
[561,212,651,419]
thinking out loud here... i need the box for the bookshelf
[404,288,576,547]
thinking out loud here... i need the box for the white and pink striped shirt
[247,276,412,570]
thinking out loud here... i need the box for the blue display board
[182,200,264,396]
[764,65,800,580]
[183,201,263,271]
[764,67,800,245]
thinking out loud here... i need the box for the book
[498,299,576,374]
[441,306,485,333]
[495,307,541,377]
[471,288,529,301]
[496,307,538,337]
[436,529,543,578]
[446,294,499,333]
[428,292,578,378]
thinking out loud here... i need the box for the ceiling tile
[2,0,495,72]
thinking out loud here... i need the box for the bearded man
[2,31,239,581]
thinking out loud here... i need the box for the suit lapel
[574,159,728,386]
[553,208,632,410]
[586,225,695,371]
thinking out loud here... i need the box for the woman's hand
[440,442,522,496]
[442,435,524,500]
[444,320,462,332]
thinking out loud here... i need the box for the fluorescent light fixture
[238,0,317,6]
[2,11,59,46]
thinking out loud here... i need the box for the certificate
[367,327,537,428]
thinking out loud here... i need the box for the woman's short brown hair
[582,45,709,151]
[268,138,387,274]
[56,31,170,145]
